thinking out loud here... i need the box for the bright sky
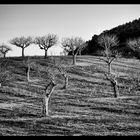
[0,4,140,57]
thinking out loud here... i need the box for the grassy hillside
[0,55,140,136]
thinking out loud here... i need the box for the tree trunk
[42,95,49,116]
[113,84,119,98]
[63,75,68,89]
[73,55,76,65]
[44,50,48,59]
[3,53,6,58]
[27,64,30,82]
[0,83,1,87]
[22,48,25,58]
[108,62,112,74]
[111,81,119,98]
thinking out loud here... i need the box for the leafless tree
[23,57,37,82]
[46,57,69,89]
[97,34,119,74]
[0,44,12,58]
[34,34,58,59]
[61,37,86,65]
[39,58,68,117]
[42,68,57,116]
[10,36,33,58]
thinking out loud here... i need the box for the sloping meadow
[0,56,140,136]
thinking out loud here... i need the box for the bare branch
[61,37,85,65]
[34,34,58,50]
[10,36,33,48]
[34,34,58,58]
[9,36,32,57]
[109,57,116,64]
[97,34,119,74]
[61,37,85,54]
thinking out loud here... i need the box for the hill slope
[0,56,140,136]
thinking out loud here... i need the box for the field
[0,55,140,136]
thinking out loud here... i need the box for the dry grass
[0,55,140,136]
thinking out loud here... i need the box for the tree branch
[98,57,108,63]
[109,57,116,64]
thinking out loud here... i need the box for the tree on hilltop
[34,34,58,59]
[61,37,86,65]
[10,36,33,58]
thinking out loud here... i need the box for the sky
[0,4,140,57]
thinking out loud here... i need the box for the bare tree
[46,57,69,89]
[9,36,33,58]
[34,34,58,59]
[97,34,120,98]
[61,37,85,65]
[0,44,12,58]
[23,57,37,82]
[42,68,57,116]
[97,34,119,74]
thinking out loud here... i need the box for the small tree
[97,34,120,98]
[47,57,69,89]
[42,68,57,116]
[23,57,37,82]
[53,57,69,89]
[10,36,33,58]
[34,34,58,59]
[0,44,12,58]
[61,37,86,65]
[97,34,119,74]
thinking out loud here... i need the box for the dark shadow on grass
[90,106,140,116]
